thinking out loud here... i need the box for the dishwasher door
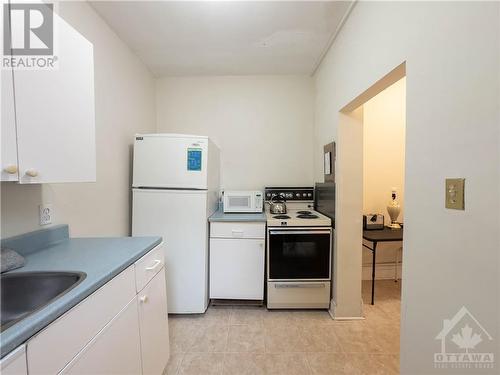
[209,238,265,300]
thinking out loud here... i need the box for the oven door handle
[274,283,326,289]
[269,230,331,235]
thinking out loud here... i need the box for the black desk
[363,227,403,305]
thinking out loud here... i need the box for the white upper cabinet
[1,67,19,182]
[2,4,95,184]
[1,2,19,182]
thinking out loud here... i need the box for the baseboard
[362,262,402,280]
[332,316,365,321]
[328,298,365,320]
[328,299,336,319]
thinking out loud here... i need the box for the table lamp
[387,188,401,229]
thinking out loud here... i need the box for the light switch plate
[39,204,53,225]
[445,178,465,210]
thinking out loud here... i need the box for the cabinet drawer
[27,266,136,375]
[135,244,165,292]
[210,222,265,239]
[267,281,330,309]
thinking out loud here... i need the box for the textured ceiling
[90,1,353,76]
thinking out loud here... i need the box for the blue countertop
[209,209,266,222]
[0,225,162,358]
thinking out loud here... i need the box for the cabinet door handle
[139,295,148,303]
[146,259,162,271]
[25,169,38,177]
[3,165,17,174]
[231,230,244,237]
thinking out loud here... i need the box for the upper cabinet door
[12,8,96,183]
[1,67,19,182]
[1,2,19,182]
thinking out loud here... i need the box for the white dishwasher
[209,222,266,300]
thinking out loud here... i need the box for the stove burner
[273,215,290,219]
[297,210,312,215]
[297,214,318,219]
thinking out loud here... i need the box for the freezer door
[133,134,208,189]
[132,189,209,313]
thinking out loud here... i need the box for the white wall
[0,1,156,237]
[363,78,406,223]
[362,78,406,275]
[156,75,315,190]
[334,108,364,317]
[314,2,499,373]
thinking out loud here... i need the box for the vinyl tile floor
[165,280,401,375]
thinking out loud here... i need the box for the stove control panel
[264,187,314,202]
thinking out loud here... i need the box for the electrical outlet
[39,204,53,225]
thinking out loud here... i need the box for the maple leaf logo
[451,324,483,353]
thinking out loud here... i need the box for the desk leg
[394,247,399,282]
[371,242,377,305]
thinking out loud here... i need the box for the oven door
[267,228,332,281]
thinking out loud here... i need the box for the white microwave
[223,191,263,213]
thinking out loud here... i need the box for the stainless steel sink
[1,271,86,331]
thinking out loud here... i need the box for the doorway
[362,77,406,292]
[361,77,406,320]
[331,63,406,320]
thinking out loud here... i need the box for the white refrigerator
[132,134,220,313]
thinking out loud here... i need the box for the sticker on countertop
[187,148,202,171]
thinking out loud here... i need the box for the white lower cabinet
[27,267,136,374]
[61,298,142,375]
[18,244,169,375]
[138,271,169,375]
[209,222,266,300]
[0,345,27,375]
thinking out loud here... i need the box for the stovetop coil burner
[297,211,312,215]
[273,215,291,219]
[297,214,319,219]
